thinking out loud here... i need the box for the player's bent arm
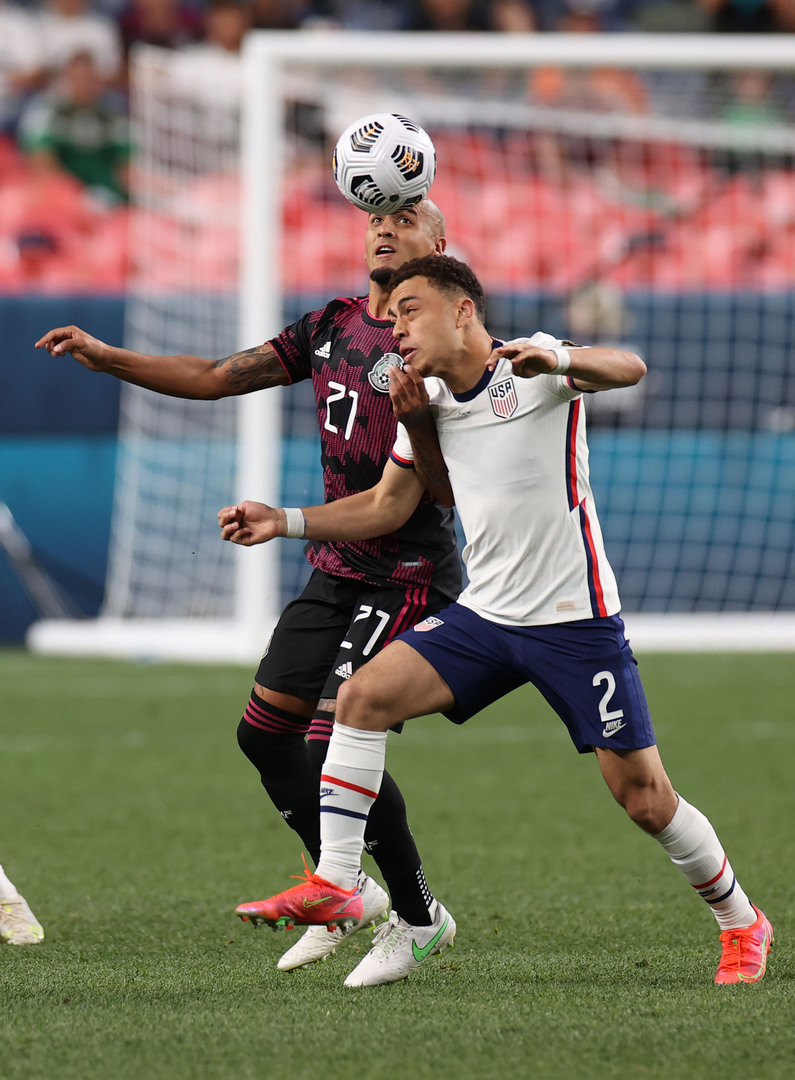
[34,326,290,399]
[493,341,645,391]
[305,462,424,539]
[565,346,646,392]
[219,461,424,546]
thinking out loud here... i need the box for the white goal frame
[28,31,795,661]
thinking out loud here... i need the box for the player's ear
[456,296,475,326]
[435,236,447,254]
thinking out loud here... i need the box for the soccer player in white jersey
[0,863,43,945]
[218,255,773,989]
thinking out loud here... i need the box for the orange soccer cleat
[235,860,363,932]
[714,905,774,984]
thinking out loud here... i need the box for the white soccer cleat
[343,899,455,987]
[277,873,389,972]
[0,894,44,946]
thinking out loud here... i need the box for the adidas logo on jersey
[314,340,332,358]
[335,661,354,680]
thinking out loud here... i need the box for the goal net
[29,32,795,660]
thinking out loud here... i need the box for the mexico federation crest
[368,352,405,393]
[488,377,518,418]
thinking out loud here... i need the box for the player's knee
[618,781,675,834]
[336,676,367,725]
[336,674,385,729]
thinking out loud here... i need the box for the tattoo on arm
[213,344,289,393]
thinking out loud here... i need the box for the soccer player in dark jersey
[35,198,462,974]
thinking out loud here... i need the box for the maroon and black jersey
[269,295,461,599]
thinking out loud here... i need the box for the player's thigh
[523,615,657,755]
[255,571,357,704]
[338,641,455,728]
[317,583,450,703]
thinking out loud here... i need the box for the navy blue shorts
[399,605,656,754]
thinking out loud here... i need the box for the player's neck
[367,284,392,322]
[436,331,494,395]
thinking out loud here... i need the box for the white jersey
[391,333,621,627]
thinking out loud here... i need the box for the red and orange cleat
[235,861,363,932]
[714,905,773,984]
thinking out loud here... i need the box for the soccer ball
[332,113,436,214]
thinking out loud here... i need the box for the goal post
[28,31,795,660]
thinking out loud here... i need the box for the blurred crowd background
[0,0,793,292]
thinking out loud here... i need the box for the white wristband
[550,347,571,375]
[283,507,306,539]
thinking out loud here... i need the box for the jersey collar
[451,339,504,402]
[363,298,393,327]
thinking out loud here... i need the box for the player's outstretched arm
[35,326,290,400]
[219,461,424,546]
[490,340,646,391]
[388,363,454,508]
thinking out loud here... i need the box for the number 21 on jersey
[325,382,359,440]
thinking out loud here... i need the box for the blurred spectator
[405,0,492,30]
[304,0,413,28]
[170,0,250,111]
[119,0,203,57]
[0,0,39,131]
[532,0,640,31]
[250,0,319,28]
[717,69,791,176]
[631,0,712,31]
[721,70,787,128]
[528,5,649,184]
[529,6,648,115]
[18,50,130,203]
[698,0,795,32]
[490,0,537,29]
[36,0,123,86]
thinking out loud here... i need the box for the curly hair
[388,255,486,321]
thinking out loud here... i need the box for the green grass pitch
[0,648,792,1080]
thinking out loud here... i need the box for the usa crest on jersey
[488,377,518,418]
[368,352,405,393]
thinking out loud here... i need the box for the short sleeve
[389,422,415,469]
[267,312,314,384]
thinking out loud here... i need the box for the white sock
[0,865,19,902]
[654,795,756,930]
[316,724,387,891]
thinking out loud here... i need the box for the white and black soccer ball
[332,113,436,214]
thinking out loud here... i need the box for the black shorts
[255,569,454,704]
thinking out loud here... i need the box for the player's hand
[487,338,558,379]
[218,501,280,545]
[389,362,430,427]
[34,325,112,371]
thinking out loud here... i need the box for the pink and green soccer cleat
[235,862,363,932]
[714,905,773,984]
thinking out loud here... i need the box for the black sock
[237,697,321,864]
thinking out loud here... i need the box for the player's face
[364,204,443,277]
[389,276,459,376]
